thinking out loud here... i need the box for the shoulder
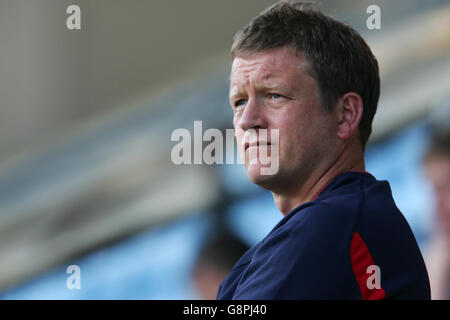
[233,201,361,299]
[273,185,364,244]
[262,200,358,258]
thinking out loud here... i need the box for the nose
[236,97,268,131]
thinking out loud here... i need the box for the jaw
[245,163,277,189]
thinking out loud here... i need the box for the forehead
[229,47,309,91]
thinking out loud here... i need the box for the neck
[273,142,365,216]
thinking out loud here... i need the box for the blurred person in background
[423,124,450,300]
[192,228,250,300]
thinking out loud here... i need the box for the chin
[246,164,278,189]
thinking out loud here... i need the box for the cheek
[233,114,239,128]
[233,116,240,136]
[234,132,243,146]
[277,120,305,161]
[234,129,245,155]
[277,112,331,160]
[277,111,313,144]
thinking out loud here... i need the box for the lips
[244,141,271,151]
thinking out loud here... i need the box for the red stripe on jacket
[350,232,386,300]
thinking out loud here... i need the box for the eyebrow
[229,87,243,104]
[229,79,289,99]
[259,81,288,92]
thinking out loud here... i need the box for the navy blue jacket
[217,172,430,299]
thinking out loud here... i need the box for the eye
[234,99,247,108]
[268,93,283,99]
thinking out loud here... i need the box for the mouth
[244,141,271,151]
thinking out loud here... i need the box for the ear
[336,92,363,141]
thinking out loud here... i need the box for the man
[423,126,450,299]
[217,1,430,299]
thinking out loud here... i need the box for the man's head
[423,128,450,235]
[192,230,250,300]
[229,1,380,192]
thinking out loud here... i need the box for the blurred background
[0,0,449,299]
